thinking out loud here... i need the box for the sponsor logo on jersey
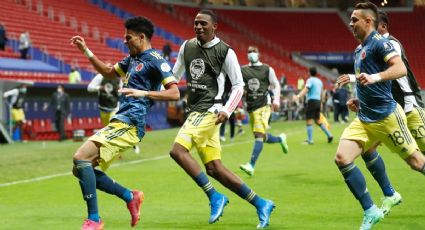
[383,41,393,52]
[189,58,205,80]
[161,62,171,72]
[248,78,260,92]
[135,63,144,72]
[361,49,366,60]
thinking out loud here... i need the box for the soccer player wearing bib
[170,10,275,229]
[334,2,425,230]
[3,84,28,141]
[239,46,288,176]
[70,16,179,230]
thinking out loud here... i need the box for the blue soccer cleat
[256,200,275,229]
[208,192,229,224]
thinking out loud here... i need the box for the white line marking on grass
[0,140,254,187]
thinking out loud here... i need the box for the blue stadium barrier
[0,58,60,73]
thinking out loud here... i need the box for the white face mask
[248,52,259,63]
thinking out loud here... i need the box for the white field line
[0,139,259,187]
[0,127,307,187]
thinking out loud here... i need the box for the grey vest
[183,38,230,113]
[98,77,120,111]
[241,64,270,112]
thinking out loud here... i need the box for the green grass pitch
[0,120,424,229]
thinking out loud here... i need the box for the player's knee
[334,152,347,166]
[406,152,425,172]
[71,165,78,177]
[205,161,220,178]
[73,150,84,162]
[169,149,179,161]
[409,160,424,172]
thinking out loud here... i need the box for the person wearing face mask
[294,66,333,145]
[239,46,288,177]
[170,9,275,229]
[44,85,70,142]
[70,16,179,229]
[3,84,28,141]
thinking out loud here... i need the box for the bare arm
[297,86,308,99]
[357,56,406,86]
[70,36,117,79]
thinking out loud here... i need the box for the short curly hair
[124,16,155,40]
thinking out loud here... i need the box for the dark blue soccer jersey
[113,49,176,139]
[354,31,398,122]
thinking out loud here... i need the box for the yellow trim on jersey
[114,63,126,78]
[162,76,177,86]
[373,34,382,40]
[384,51,398,62]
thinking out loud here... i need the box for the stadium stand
[387,7,425,86]
[0,0,125,74]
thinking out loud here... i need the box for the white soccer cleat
[133,145,140,154]
[240,163,254,176]
[381,191,402,215]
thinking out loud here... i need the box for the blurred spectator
[3,84,28,141]
[333,84,350,123]
[280,74,287,90]
[87,72,122,126]
[43,85,70,141]
[297,76,305,92]
[0,22,7,51]
[321,88,332,118]
[18,31,31,59]
[162,42,172,61]
[69,66,82,83]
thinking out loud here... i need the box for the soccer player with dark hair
[294,66,333,144]
[170,9,275,228]
[338,9,425,218]
[239,45,288,176]
[70,16,180,229]
[334,2,425,229]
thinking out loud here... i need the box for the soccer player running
[87,71,141,154]
[239,45,288,176]
[334,2,425,230]
[294,67,333,144]
[338,10,425,218]
[170,10,275,228]
[70,16,180,230]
